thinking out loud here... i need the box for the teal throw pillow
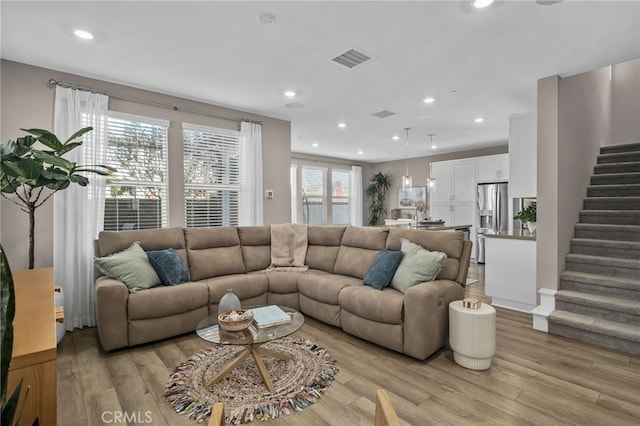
[147,248,191,286]
[390,238,447,293]
[95,242,161,293]
[364,249,403,290]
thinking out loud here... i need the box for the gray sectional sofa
[95,225,472,360]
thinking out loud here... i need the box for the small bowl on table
[218,309,254,332]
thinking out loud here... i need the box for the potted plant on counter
[0,127,114,269]
[514,203,537,234]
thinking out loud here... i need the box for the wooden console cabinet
[7,267,57,426]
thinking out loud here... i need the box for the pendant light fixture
[427,134,436,192]
[402,127,412,190]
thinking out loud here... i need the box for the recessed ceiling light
[257,13,277,24]
[473,0,494,9]
[285,102,303,109]
[74,29,94,40]
[338,123,347,128]
[475,117,485,123]
[392,136,400,140]
[431,145,438,149]
[284,90,296,97]
[423,97,435,104]
[312,143,319,148]
[357,150,364,155]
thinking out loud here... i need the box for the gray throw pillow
[147,248,191,286]
[95,242,161,293]
[363,249,403,290]
[390,238,447,293]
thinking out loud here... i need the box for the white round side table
[449,300,496,370]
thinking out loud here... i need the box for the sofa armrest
[95,277,129,351]
[403,280,465,360]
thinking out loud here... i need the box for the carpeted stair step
[574,223,640,242]
[570,238,640,260]
[555,290,640,326]
[587,184,640,197]
[579,210,640,225]
[591,172,640,186]
[565,253,640,279]
[548,310,640,355]
[594,161,640,175]
[597,151,640,164]
[600,142,640,155]
[560,271,640,301]
[583,196,640,210]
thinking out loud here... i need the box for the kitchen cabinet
[429,159,476,203]
[509,113,537,198]
[477,154,509,182]
[429,202,476,258]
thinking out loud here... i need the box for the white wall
[612,58,640,145]
[0,60,292,270]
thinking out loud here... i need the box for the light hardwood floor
[58,264,640,425]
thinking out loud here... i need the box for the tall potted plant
[366,172,392,226]
[0,128,114,269]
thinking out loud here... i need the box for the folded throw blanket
[270,223,309,268]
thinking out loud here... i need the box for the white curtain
[350,165,363,226]
[239,121,263,226]
[290,164,298,223]
[53,87,109,331]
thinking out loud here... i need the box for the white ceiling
[1,1,639,163]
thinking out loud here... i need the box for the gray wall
[537,58,639,293]
[0,60,292,270]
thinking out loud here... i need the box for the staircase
[548,142,640,355]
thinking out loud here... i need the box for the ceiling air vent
[331,48,372,69]
[371,110,396,119]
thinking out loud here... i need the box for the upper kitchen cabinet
[477,154,509,182]
[430,159,476,203]
[509,113,537,198]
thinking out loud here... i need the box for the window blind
[301,166,326,225]
[104,112,169,231]
[331,169,350,225]
[183,123,240,227]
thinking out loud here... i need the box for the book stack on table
[251,305,292,329]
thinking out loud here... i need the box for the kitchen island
[484,230,536,312]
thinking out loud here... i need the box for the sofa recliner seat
[95,225,472,360]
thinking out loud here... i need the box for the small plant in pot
[513,203,537,234]
[0,127,115,269]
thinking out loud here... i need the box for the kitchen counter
[484,233,537,312]
[484,229,535,241]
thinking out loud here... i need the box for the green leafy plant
[514,203,537,223]
[1,244,23,425]
[366,172,392,226]
[0,128,115,269]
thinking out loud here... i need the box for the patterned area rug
[164,336,338,424]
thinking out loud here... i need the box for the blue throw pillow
[147,248,191,286]
[363,249,403,290]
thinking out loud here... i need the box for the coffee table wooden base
[205,343,293,393]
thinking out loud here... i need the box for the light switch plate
[265,189,274,199]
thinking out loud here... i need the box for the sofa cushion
[305,226,346,272]
[185,227,246,280]
[147,248,191,285]
[264,271,302,294]
[128,281,209,320]
[390,239,447,293]
[363,249,403,290]
[204,273,269,306]
[95,242,161,293]
[238,226,271,272]
[297,270,362,305]
[339,285,404,324]
[334,227,389,279]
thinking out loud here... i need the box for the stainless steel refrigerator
[476,182,509,263]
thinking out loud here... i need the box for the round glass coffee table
[196,306,304,393]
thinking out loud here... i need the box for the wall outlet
[265,189,274,199]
